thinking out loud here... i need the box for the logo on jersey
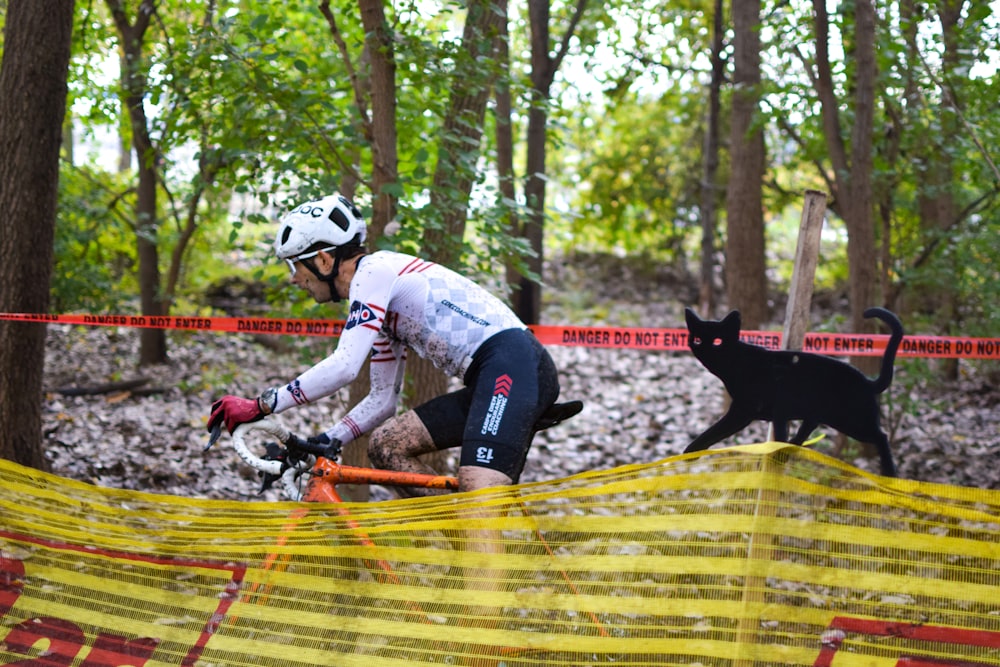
[345,300,379,330]
[441,299,490,327]
[475,447,495,464]
[287,379,308,405]
[480,374,512,436]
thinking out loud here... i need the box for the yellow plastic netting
[2,442,999,667]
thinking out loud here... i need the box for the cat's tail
[865,307,904,394]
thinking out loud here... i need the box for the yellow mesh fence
[2,442,999,667]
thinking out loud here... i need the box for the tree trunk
[135,143,167,365]
[724,0,767,329]
[327,0,403,500]
[164,144,222,307]
[876,0,920,316]
[920,0,965,379]
[512,0,588,325]
[107,0,168,365]
[698,0,725,318]
[513,0,553,326]
[518,103,548,325]
[117,51,132,173]
[418,0,506,476]
[843,0,879,375]
[495,0,522,305]
[357,0,398,240]
[813,0,879,375]
[422,0,505,265]
[0,0,75,469]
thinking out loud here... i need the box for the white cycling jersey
[270,251,526,444]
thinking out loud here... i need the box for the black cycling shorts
[413,328,560,482]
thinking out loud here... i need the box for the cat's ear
[722,310,741,332]
[684,307,700,328]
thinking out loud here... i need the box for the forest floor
[40,252,1000,500]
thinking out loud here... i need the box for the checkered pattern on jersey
[425,275,498,349]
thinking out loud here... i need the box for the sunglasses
[285,247,336,275]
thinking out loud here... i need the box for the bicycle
[207,400,593,664]
[213,399,584,503]
[227,418,458,502]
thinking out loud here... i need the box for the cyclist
[207,192,567,495]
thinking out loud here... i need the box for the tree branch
[319,0,370,139]
[549,0,589,76]
[916,48,1000,184]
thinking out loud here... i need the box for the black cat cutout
[683,307,903,477]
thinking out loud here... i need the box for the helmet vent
[280,226,292,244]
[329,208,351,232]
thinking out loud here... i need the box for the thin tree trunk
[882,0,922,308]
[325,0,403,500]
[921,0,965,379]
[812,0,879,375]
[843,0,879,375]
[512,0,588,325]
[495,0,522,304]
[422,0,505,265]
[699,0,725,318]
[514,0,553,326]
[117,51,132,173]
[725,0,767,328]
[357,0,398,239]
[518,104,548,325]
[164,143,221,306]
[419,0,506,477]
[107,0,168,365]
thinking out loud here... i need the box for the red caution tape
[0,312,343,337]
[531,324,1000,359]
[2,312,999,359]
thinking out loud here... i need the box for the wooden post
[768,190,827,441]
[739,192,827,666]
[781,190,828,351]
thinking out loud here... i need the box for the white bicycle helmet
[273,193,366,261]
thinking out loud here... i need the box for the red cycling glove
[207,395,265,435]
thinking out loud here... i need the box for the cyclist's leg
[368,410,436,471]
[459,329,560,487]
[369,329,559,492]
[458,465,511,490]
[451,331,559,625]
[368,389,472,497]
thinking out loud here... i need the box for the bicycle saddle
[534,400,583,432]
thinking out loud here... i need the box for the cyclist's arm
[321,338,406,444]
[267,324,377,415]
[269,258,400,440]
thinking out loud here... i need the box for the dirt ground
[40,255,1000,499]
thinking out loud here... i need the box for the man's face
[289,258,334,303]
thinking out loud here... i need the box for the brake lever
[205,423,223,451]
[257,441,289,494]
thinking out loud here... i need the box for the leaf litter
[39,259,1000,499]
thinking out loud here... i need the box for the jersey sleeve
[271,255,403,443]
[324,339,407,444]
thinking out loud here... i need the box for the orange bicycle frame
[302,458,458,502]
